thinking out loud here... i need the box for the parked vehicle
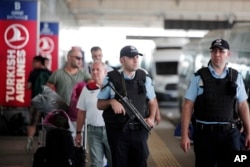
[151,46,183,102]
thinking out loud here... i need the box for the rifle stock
[107,82,151,133]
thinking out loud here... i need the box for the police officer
[180,39,250,166]
[97,45,156,167]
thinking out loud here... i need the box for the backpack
[33,71,50,97]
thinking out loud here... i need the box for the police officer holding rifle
[97,45,156,167]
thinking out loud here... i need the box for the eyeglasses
[71,56,83,61]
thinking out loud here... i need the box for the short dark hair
[33,55,45,66]
[44,57,49,61]
[90,46,102,52]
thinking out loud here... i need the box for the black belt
[127,123,142,130]
[195,122,236,132]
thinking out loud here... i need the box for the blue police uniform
[98,69,156,167]
[185,64,247,166]
[185,65,247,105]
[98,72,155,100]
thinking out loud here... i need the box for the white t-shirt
[76,85,105,127]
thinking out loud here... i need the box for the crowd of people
[26,39,250,167]
[26,45,161,167]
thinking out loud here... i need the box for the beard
[71,62,82,69]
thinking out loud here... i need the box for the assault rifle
[107,82,152,133]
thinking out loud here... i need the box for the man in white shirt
[75,61,112,167]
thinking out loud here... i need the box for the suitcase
[33,110,86,167]
[33,132,86,167]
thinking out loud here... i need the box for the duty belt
[127,123,142,130]
[195,122,236,132]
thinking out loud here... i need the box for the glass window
[155,61,178,75]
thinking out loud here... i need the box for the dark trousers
[193,127,241,167]
[106,127,149,167]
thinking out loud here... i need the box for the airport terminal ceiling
[40,0,250,29]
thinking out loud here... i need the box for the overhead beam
[164,20,235,30]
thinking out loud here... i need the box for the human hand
[110,99,126,115]
[146,117,155,128]
[180,135,191,153]
[244,133,250,151]
[75,134,82,146]
[154,111,161,125]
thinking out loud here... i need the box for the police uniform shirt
[98,70,156,100]
[185,64,248,103]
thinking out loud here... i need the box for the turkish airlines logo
[4,24,29,49]
[39,37,54,55]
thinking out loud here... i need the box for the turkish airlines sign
[39,22,59,71]
[4,24,29,49]
[0,1,39,107]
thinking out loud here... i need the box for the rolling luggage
[33,110,86,167]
